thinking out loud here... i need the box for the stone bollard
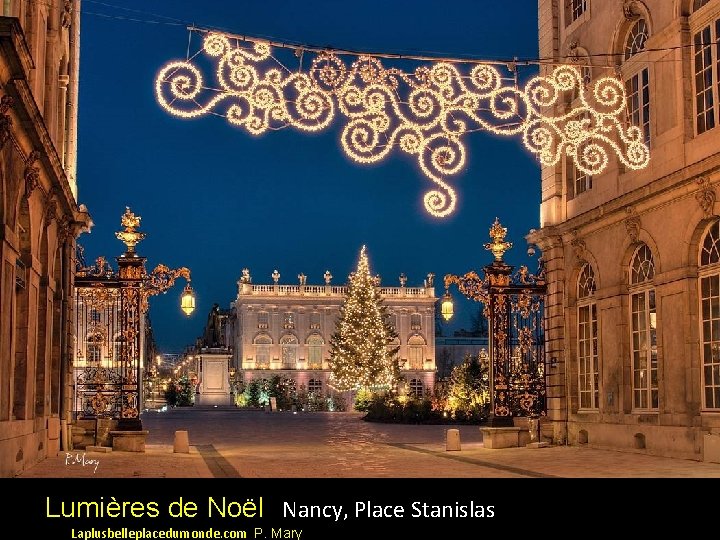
[174,430,190,453]
[446,429,461,451]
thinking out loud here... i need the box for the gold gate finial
[484,218,512,262]
[115,207,146,254]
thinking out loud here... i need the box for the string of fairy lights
[155,28,650,217]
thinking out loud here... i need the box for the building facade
[228,269,437,399]
[0,1,87,476]
[531,0,720,460]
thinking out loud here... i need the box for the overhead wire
[72,0,706,69]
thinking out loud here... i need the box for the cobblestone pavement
[18,408,720,478]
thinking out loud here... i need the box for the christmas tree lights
[328,246,399,392]
[156,31,650,218]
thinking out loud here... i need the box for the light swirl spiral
[155,31,651,218]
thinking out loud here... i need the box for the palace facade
[0,1,87,476]
[227,268,437,399]
[531,0,720,460]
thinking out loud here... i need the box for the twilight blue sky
[76,1,541,352]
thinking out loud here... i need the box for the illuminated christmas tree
[329,246,400,392]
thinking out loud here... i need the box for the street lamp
[181,283,196,316]
[443,218,547,427]
[440,289,454,321]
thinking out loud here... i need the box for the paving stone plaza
[19,409,720,478]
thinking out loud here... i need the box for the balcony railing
[244,284,433,298]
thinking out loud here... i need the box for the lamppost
[74,208,196,431]
[441,218,547,428]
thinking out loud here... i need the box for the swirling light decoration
[156,31,650,218]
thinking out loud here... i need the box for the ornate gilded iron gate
[486,273,546,420]
[444,219,547,426]
[73,254,143,420]
[72,208,194,426]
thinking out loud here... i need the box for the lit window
[87,344,101,364]
[257,312,269,329]
[308,378,322,394]
[410,313,421,331]
[625,19,649,60]
[692,10,720,134]
[409,379,424,399]
[283,312,295,329]
[408,335,425,370]
[699,220,720,409]
[254,334,272,368]
[309,312,321,330]
[577,263,599,410]
[629,244,658,410]
[280,334,298,368]
[567,0,587,25]
[626,68,651,146]
[307,334,324,368]
[568,158,593,197]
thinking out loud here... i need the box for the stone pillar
[536,234,567,444]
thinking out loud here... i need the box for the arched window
[629,244,658,410]
[577,263,599,409]
[699,220,720,409]
[409,378,424,399]
[408,335,425,370]
[280,334,298,368]
[307,334,324,368]
[694,0,711,11]
[308,378,322,394]
[625,19,649,60]
[623,18,651,145]
[254,334,272,368]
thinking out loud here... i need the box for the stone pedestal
[110,430,149,452]
[704,433,720,463]
[481,427,524,449]
[446,429,461,451]
[174,430,190,453]
[47,417,60,455]
[195,353,233,406]
[95,418,115,447]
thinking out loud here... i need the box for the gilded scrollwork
[156,32,650,218]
